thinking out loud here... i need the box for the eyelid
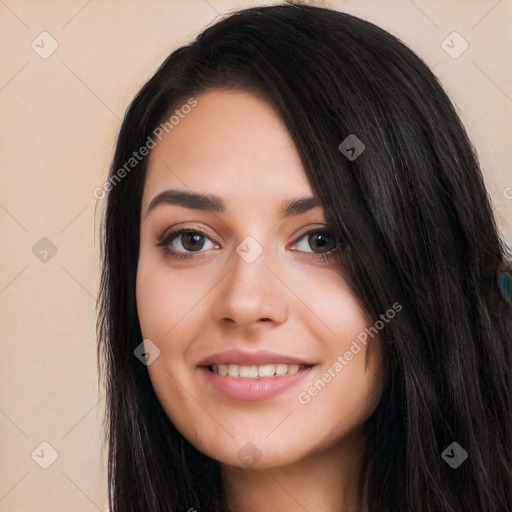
[288,226,337,252]
[157,224,337,257]
[157,226,220,251]
[158,224,215,243]
[290,223,330,240]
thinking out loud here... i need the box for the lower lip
[197,366,315,401]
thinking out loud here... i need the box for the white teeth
[288,364,299,375]
[257,364,275,377]
[210,363,306,378]
[275,364,288,376]
[239,365,258,378]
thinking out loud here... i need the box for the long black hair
[97,2,512,511]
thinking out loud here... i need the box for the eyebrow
[144,189,322,219]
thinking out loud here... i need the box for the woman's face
[136,88,384,469]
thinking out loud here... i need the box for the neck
[221,433,367,512]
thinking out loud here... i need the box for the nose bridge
[212,236,289,328]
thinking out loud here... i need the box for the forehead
[142,89,313,208]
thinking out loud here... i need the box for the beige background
[0,1,510,510]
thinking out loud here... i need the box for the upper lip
[198,349,315,367]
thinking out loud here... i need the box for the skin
[136,88,384,511]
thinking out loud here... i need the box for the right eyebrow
[144,190,225,219]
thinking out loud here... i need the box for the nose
[212,246,289,330]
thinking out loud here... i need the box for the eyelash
[156,227,339,263]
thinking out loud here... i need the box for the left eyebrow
[143,189,322,219]
[278,196,322,217]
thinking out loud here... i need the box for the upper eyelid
[159,225,334,250]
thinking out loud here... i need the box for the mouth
[197,349,317,400]
[197,354,316,400]
[205,363,312,378]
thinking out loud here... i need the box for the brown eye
[180,231,207,251]
[157,228,218,259]
[307,232,337,253]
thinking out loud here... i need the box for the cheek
[299,268,370,344]
[135,259,205,419]
[136,266,170,338]
[296,340,383,448]
[297,278,384,423]
[135,256,206,340]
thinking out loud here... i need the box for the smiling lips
[197,349,316,400]
[209,362,306,378]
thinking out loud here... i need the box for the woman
[96,3,512,511]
